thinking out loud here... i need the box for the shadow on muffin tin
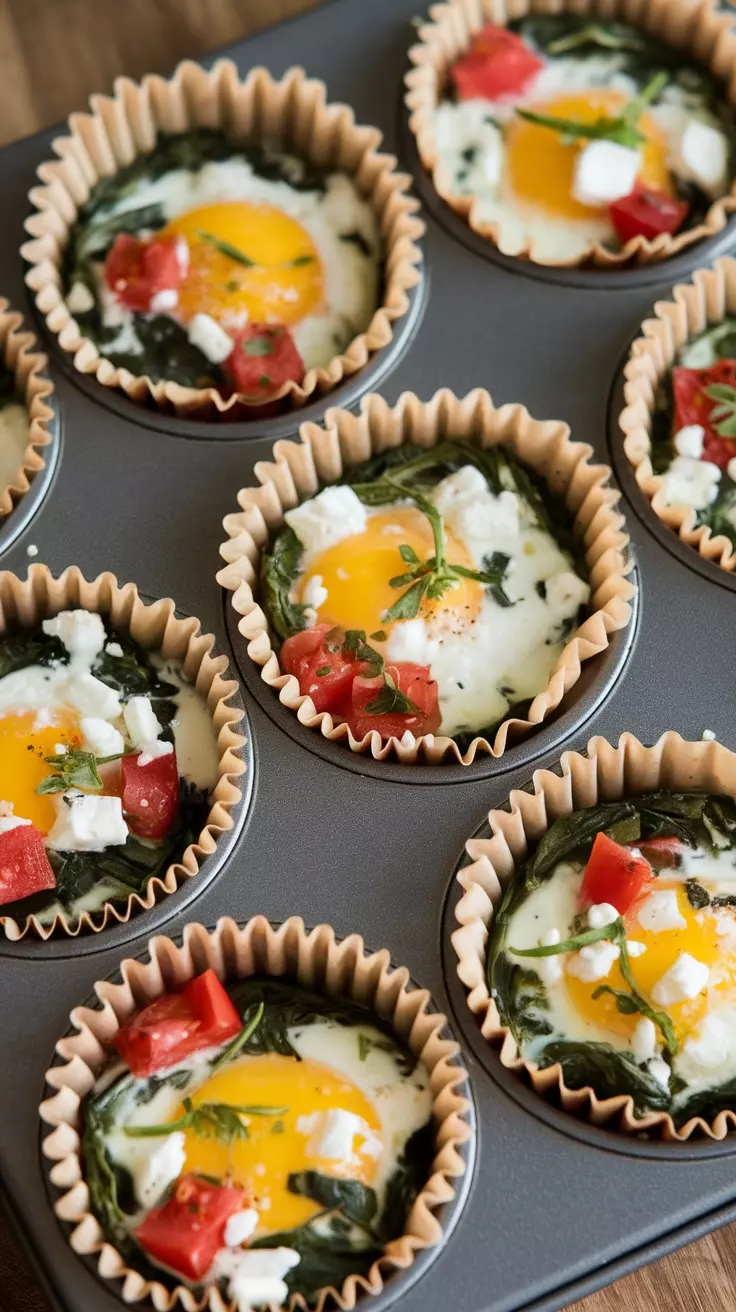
[607,362,736,594]
[39,922,478,1312]
[0,365,61,557]
[440,796,736,1162]
[26,270,428,444]
[221,566,641,786]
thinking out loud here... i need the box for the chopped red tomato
[135,1174,247,1281]
[281,624,370,715]
[0,824,56,906]
[105,234,182,313]
[451,25,543,101]
[610,188,689,244]
[121,748,179,841]
[580,832,654,916]
[673,360,736,469]
[631,835,684,869]
[112,969,242,1076]
[346,662,441,741]
[225,323,304,399]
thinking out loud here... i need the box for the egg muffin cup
[0,300,55,517]
[620,254,736,572]
[452,729,736,1141]
[0,565,246,940]
[40,914,471,1311]
[405,0,736,269]
[21,61,424,420]
[217,387,635,766]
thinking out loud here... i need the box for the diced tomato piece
[610,188,689,245]
[121,748,180,841]
[630,835,684,870]
[135,1174,247,1281]
[0,824,56,906]
[105,234,182,313]
[346,662,441,741]
[451,25,543,101]
[580,832,654,916]
[112,969,242,1076]
[281,623,369,715]
[225,323,304,400]
[673,360,736,470]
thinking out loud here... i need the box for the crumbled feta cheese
[47,792,129,851]
[0,815,31,834]
[727,458,736,483]
[544,570,591,617]
[702,729,716,741]
[175,237,190,275]
[674,120,729,198]
[224,1208,259,1248]
[298,1108,367,1161]
[432,466,520,562]
[124,696,162,750]
[66,673,122,720]
[301,574,328,611]
[43,609,106,661]
[150,288,179,313]
[566,940,620,982]
[648,1057,672,1090]
[631,1016,657,1063]
[135,1131,186,1209]
[66,281,95,315]
[682,1014,728,1071]
[285,486,367,563]
[626,940,647,957]
[137,740,174,767]
[213,1247,301,1312]
[187,313,235,364]
[662,456,721,509]
[537,927,563,985]
[81,717,125,757]
[651,952,710,1005]
[636,889,687,933]
[673,424,705,459]
[105,641,124,658]
[587,902,619,929]
[385,617,438,667]
[26,544,38,558]
[572,140,641,206]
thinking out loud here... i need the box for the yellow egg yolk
[506,91,673,221]
[0,712,82,832]
[298,508,484,638]
[160,202,324,327]
[177,1054,381,1234]
[565,884,736,1045]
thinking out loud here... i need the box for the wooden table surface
[0,1,734,1310]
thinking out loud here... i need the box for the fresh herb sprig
[546,22,646,56]
[509,917,677,1056]
[209,1001,265,1076]
[335,629,420,717]
[123,1095,287,1143]
[516,71,668,150]
[36,748,123,796]
[705,384,736,438]
[197,230,315,272]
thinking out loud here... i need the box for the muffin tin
[1,0,736,1309]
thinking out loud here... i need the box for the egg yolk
[177,1054,381,1234]
[0,712,82,832]
[506,91,673,221]
[565,884,736,1044]
[299,508,484,637]
[160,202,324,327]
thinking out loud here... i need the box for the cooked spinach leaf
[260,525,308,640]
[287,1172,378,1226]
[250,1222,381,1303]
[537,1041,671,1114]
[379,1120,435,1242]
[0,628,67,677]
[76,312,225,390]
[92,631,178,701]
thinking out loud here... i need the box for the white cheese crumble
[587,902,619,929]
[26,544,38,558]
[682,1014,728,1071]
[651,952,710,1005]
[213,1247,301,1312]
[544,570,590,616]
[187,313,235,364]
[223,1208,259,1248]
[66,672,122,720]
[299,1107,367,1161]
[673,424,705,459]
[385,617,438,667]
[566,940,620,982]
[285,486,367,565]
[42,610,106,661]
[572,140,641,206]
[648,1057,672,1090]
[135,1131,186,1209]
[81,717,125,757]
[47,791,129,852]
[537,927,563,985]
[105,641,124,657]
[150,288,178,313]
[0,815,31,833]
[626,940,647,957]
[727,458,736,483]
[702,729,717,741]
[301,574,328,611]
[674,120,729,198]
[137,740,174,767]
[662,455,721,509]
[636,889,687,933]
[630,1016,657,1063]
[432,466,520,563]
[124,696,163,750]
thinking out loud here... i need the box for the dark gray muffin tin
[1,0,736,1309]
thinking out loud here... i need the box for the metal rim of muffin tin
[0,367,61,555]
[39,922,479,1312]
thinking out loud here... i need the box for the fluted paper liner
[0,300,54,516]
[0,566,247,940]
[40,915,471,1311]
[22,61,424,420]
[621,254,736,571]
[217,388,635,765]
[405,0,736,269]
[452,730,736,1141]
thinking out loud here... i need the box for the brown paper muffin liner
[620,254,736,571]
[452,730,736,1141]
[21,61,424,420]
[0,299,54,516]
[217,387,636,765]
[405,0,736,269]
[0,565,246,941]
[40,914,471,1311]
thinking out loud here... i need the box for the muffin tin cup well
[0,301,56,517]
[21,60,425,421]
[0,565,248,942]
[217,386,636,768]
[40,915,473,1312]
[451,729,736,1142]
[620,254,736,574]
[404,0,736,270]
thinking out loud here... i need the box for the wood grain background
[0,1,733,1309]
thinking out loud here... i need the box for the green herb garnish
[337,629,419,717]
[209,1001,265,1076]
[705,384,736,438]
[196,229,256,266]
[516,71,667,149]
[36,748,122,795]
[243,337,275,357]
[123,1095,287,1143]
